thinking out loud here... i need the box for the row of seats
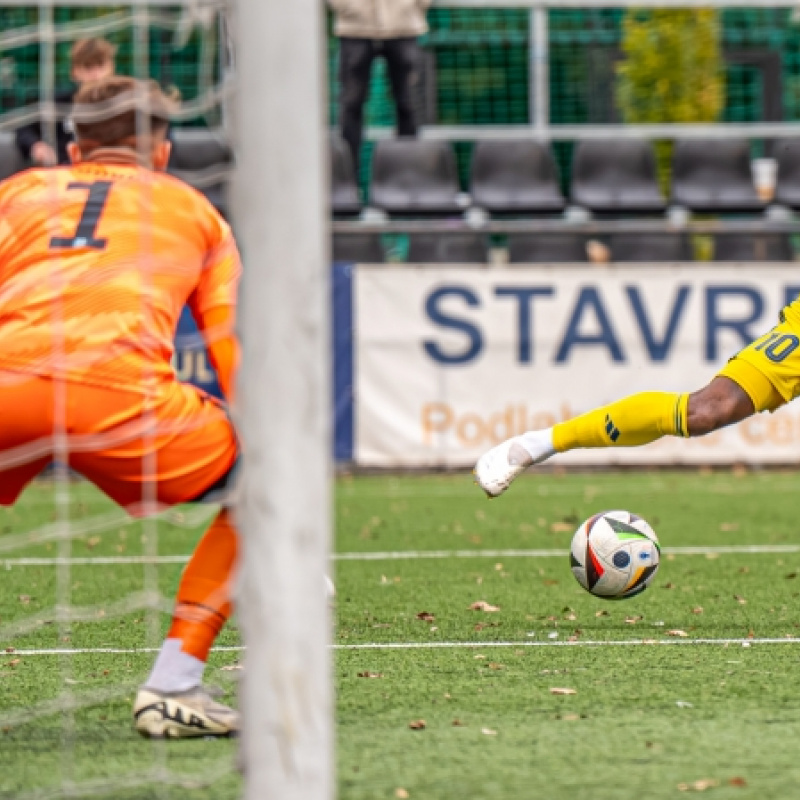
[0,129,234,215]
[333,136,800,216]
[333,232,795,263]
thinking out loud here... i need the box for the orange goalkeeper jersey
[0,160,241,396]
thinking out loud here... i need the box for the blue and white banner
[353,265,800,466]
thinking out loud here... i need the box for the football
[570,510,660,600]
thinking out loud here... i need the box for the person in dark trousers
[16,37,116,166]
[329,0,431,173]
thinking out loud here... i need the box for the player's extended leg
[134,507,240,738]
[475,357,783,498]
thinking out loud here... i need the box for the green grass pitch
[3,471,800,798]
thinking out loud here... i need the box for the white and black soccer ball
[570,510,660,600]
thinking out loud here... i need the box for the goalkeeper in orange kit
[0,76,241,738]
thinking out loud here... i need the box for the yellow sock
[552,392,689,453]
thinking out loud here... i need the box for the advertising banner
[354,265,800,467]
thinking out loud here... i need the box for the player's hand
[31,142,57,166]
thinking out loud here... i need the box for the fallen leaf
[663,582,675,589]
[595,610,609,618]
[7,659,20,667]
[481,727,497,736]
[452,719,465,727]
[692,607,704,615]
[785,573,797,580]
[719,522,739,531]
[728,777,747,787]
[4,648,14,654]
[395,789,409,799]
[416,612,435,622]
[487,663,503,670]
[86,536,101,549]
[678,779,719,792]
[564,612,577,621]
[408,720,426,730]
[543,579,559,586]
[734,595,747,605]
[357,672,384,679]
[474,654,486,660]
[561,713,580,721]
[667,630,688,638]
[625,615,643,625]
[17,595,30,605]
[469,601,500,613]
[550,522,572,532]
[550,687,577,695]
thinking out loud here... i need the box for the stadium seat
[0,132,25,181]
[507,233,588,263]
[331,134,362,216]
[570,139,666,213]
[332,233,385,263]
[609,233,693,262]
[671,139,764,212]
[407,233,487,263]
[773,139,800,209]
[712,233,793,262]
[369,139,462,215]
[469,140,565,214]
[168,129,233,217]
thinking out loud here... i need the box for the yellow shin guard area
[552,392,689,453]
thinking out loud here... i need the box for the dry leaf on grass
[734,595,747,605]
[667,630,688,638]
[595,610,609,618]
[561,714,580,721]
[625,615,643,625]
[728,777,747,787]
[469,601,500,612]
[481,727,497,736]
[487,663,503,670]
[395,789,410,799]
[6,659,20,667]
[416,612,435,622]
[550,522,572,532]
[719,522,739,532]
[451,719,465,727]
[678,779,719,792]
[550,687,577,695]
[17,595,30,605]
[357,672,384,679]
[408,720,426,730]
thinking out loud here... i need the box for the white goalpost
[232,0,332,798]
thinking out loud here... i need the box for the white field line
[4,638,800,656]
[5,543,799,568]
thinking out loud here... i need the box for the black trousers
[338,36,421,173]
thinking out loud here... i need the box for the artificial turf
[3,471,800,798]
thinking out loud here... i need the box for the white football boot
[474,430,555,498]
[133,685,239,739]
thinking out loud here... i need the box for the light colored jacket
[330,0,432,40]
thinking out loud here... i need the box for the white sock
[145,638,206,694]
[517,428,556,464]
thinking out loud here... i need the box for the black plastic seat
[370,140,462,215]
[570,139,665,213]
[609,233,693,262]
[671,140,764,212]
[713,233,793,262]
[507,234,588,263]
[0,132,25,181]
[168,129,233,217]
[331,134,362,216]
[773,139,800,209]
[407,233,487,263]
[470,140,565,214]
[332,234,384,263]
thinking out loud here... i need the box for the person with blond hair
[16,37,116,166]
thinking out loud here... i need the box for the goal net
[0,1,330,799]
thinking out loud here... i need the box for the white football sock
[145,638,206,694]
[517,428,556,464]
